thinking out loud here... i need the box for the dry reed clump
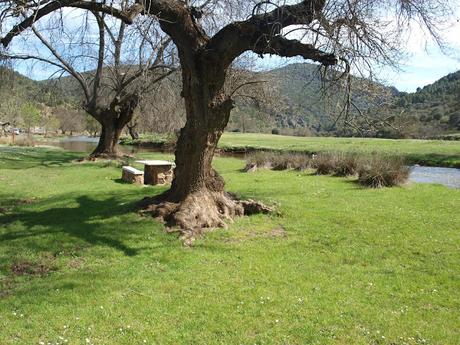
[14,136,35,147]
[357,155,410,188]
[0,136,11,145]
[311,152,361,176]
[244,150,409,189]
[244,151,310,172]
[311,152,339,175]
[0,136,35,146]
[333,153,361,176]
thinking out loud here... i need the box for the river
[40,136,460,189]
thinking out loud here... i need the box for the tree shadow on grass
[0,147,81,170]
[0,194,146,258]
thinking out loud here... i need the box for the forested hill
[1,64,459,138]
[238,63,398,135]
[388,70,460,135]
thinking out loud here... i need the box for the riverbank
[0,146,459,344]
[120,133,460,168]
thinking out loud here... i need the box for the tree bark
[88,95,139,158]
[127,123,139,140]
[90,118,124,158]
[140,58,272,238]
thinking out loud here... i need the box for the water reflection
[410,166,460,189]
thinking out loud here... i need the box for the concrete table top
[135,160,176,167]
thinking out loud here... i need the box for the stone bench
[136,160,175,185]
[122,166,144,184]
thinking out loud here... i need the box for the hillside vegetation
[1,64,459,138]
[387,71,460,138]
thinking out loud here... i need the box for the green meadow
[0,146,459,344]
[121,132,460,168]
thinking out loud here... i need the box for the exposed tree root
[139,190,273,245]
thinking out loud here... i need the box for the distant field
[218,133,460,167]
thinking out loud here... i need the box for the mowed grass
[219,133,460,167]
[0,146,459,345]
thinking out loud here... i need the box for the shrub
[311,152,341,175]
[244,151,310,171]
[357,155,410,188]
[0,136,35,147]
[14,136,35,147]
[271,152,310,171]
[333,153,360,176]
[311,152,361,176]
[0,136,11,145]
[271,128,280,135]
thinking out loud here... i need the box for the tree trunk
[90,120,124,158]
[140,60,272,239]
[127,123,139,140]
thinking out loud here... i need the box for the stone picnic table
[135,160,175,185]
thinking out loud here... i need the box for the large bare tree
[1,5,175,157]
[1,0,453,232]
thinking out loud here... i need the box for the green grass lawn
[219,133,460,168]
[121,132,460,167]
[1,146,459,344]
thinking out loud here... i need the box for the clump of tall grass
[244,151,310,172]
[311,152,340,175]
[14,136,35,147]
[357,155,410,188]
[0,136,10,145]
[245,150,409,188]
[0,136,35,147]
[311,152,360,176]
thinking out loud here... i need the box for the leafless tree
[1,0,454,232]
[1,4,176,157]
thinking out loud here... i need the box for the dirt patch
[270,225,287,238]
[68,257,85,269]
[15,198,36,205]
[10,260,54,277]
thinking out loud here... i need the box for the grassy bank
[1,146,459,344]
[121,133,460,167]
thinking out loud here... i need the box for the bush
[271,152,310,171]
[244,151,310,171]
[357,155,410,188]
[0,136,35,147]
[245,150,410,189]
[333,153,361,176]
[271,128,280,135]
[311,152,341,175]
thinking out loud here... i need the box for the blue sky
[9,3,460,94]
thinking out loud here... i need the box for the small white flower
[86,338,90,343]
